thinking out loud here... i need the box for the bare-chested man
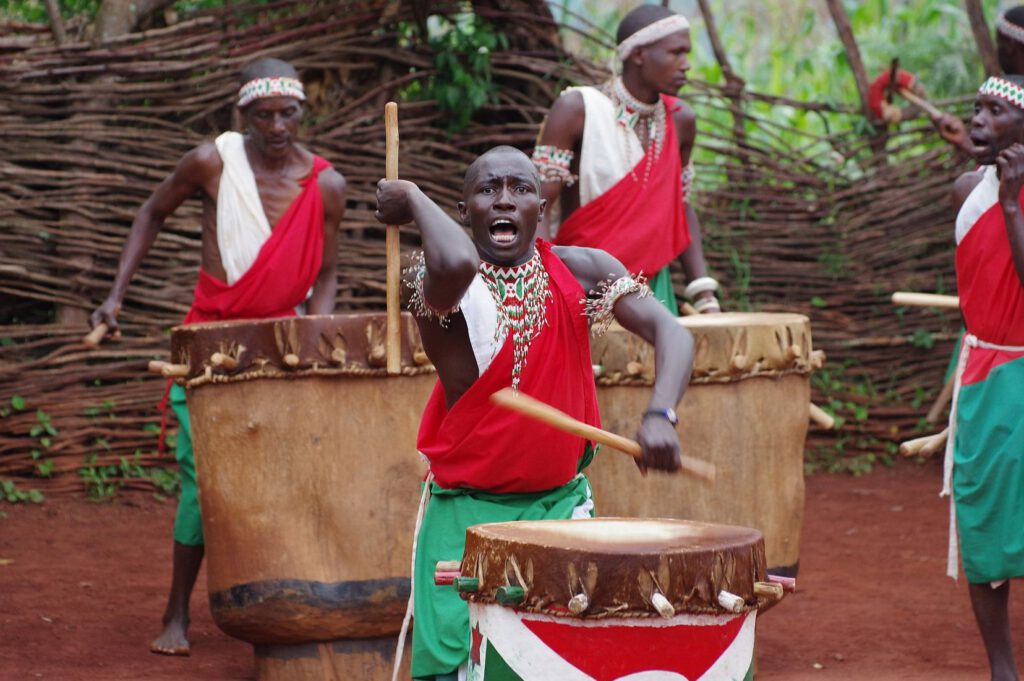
[375,146,693,680]
[89,57,346,656]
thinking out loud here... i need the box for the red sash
[554,95,689,275]
[183,156,331,324]
[956,192,1024,385]
[417,241,601,493]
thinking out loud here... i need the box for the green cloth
[411,474,596,679]
[169,383,203,547]
[649,267,679,315]
[953,355,1024,583]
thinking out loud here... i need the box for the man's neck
[620,71,660,105]
[244,137,295,175]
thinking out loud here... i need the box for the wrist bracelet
[683,276,718,300]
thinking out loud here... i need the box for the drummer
[534,3,720,315]
[374,145,694,680]
[88,58,347,656]
[941,74,1024,681]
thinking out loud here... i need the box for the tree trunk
[964,0,1000,77]
[93,0,177,44]
[824,0,872,119]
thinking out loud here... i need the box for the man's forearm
[647,322,693,411]
[108,212,164,302]
[678,204,708,282]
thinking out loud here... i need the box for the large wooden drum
[457,518,771,680]
[170,313,434,681]
[589,312,819,574]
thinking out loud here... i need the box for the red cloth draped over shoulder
[417,241,600,494]
[554,95,689,275]
[955,192,1024,386]
[182,155,331,324]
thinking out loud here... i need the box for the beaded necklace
[609,77,667,184]
[479,250,551,392]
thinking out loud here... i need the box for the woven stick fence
[0,0,964,496]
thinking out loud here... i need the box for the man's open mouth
[490,218,518,245]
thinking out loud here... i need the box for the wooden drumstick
[83,323,108,348]
[489,388,716,483]
[891,291,960,309]
[900,427,948,458]
[384,101,401,376]
[147,360,188,378]
[681,302,698,316]
[898,88,944,121]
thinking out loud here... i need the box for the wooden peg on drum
[148,359,188,378]
[489,388,716,483]
[384,101,402,376]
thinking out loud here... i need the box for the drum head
[460,517,766,617]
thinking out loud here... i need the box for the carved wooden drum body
[589,312,818,574]
[171,313,434,681]
[458,518,767,680]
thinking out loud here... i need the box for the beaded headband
[616,14,690,60]
[978,76,1024,111]
[996,12,1024,46]
[237,76,306,108]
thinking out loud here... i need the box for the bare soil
[1,458,1022,680]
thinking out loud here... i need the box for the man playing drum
[374,145,693,681]
[534,4,720,315]
[88,58,347,656]
[943,74,1024,681]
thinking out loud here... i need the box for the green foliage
[806,362,896,475]
[1,479,43,505]
[400,14,509,133]
[78,451,179,501]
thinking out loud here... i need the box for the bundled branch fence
[0,0,965,496]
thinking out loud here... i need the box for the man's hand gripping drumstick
[490,388,716,483]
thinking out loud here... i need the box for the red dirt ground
[2,458,1023,680]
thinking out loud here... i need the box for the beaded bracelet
[405,251,460,327]
[532,145,577,187]
[584,274,651,336]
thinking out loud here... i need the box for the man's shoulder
[551,244,623,291]
[184,141,222,173]
[317,164,347,195]
[953,168,987,207]
[670,99,696,144]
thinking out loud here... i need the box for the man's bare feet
[150,618,190,656]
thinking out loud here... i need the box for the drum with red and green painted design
[458,518,768,681]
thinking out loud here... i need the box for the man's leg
[152,542,204,655]
[968,581,1019,681]
[152,384,204,656]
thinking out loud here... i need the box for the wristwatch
[642,407,679,426]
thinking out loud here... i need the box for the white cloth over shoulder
[955,165,998,246]
[459,274,501,376]
[215,131,272,285]
[573,86,644,206]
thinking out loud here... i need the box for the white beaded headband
[979,76,1024,110]
[237,76,306,108]
[616,14,690,60]
[996,12,1024,46]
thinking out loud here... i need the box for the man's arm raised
[535,90,585,240]
[557,245,694,472]
[308,168,347,315]
[90,144,221,333]
[374,179,479,312]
